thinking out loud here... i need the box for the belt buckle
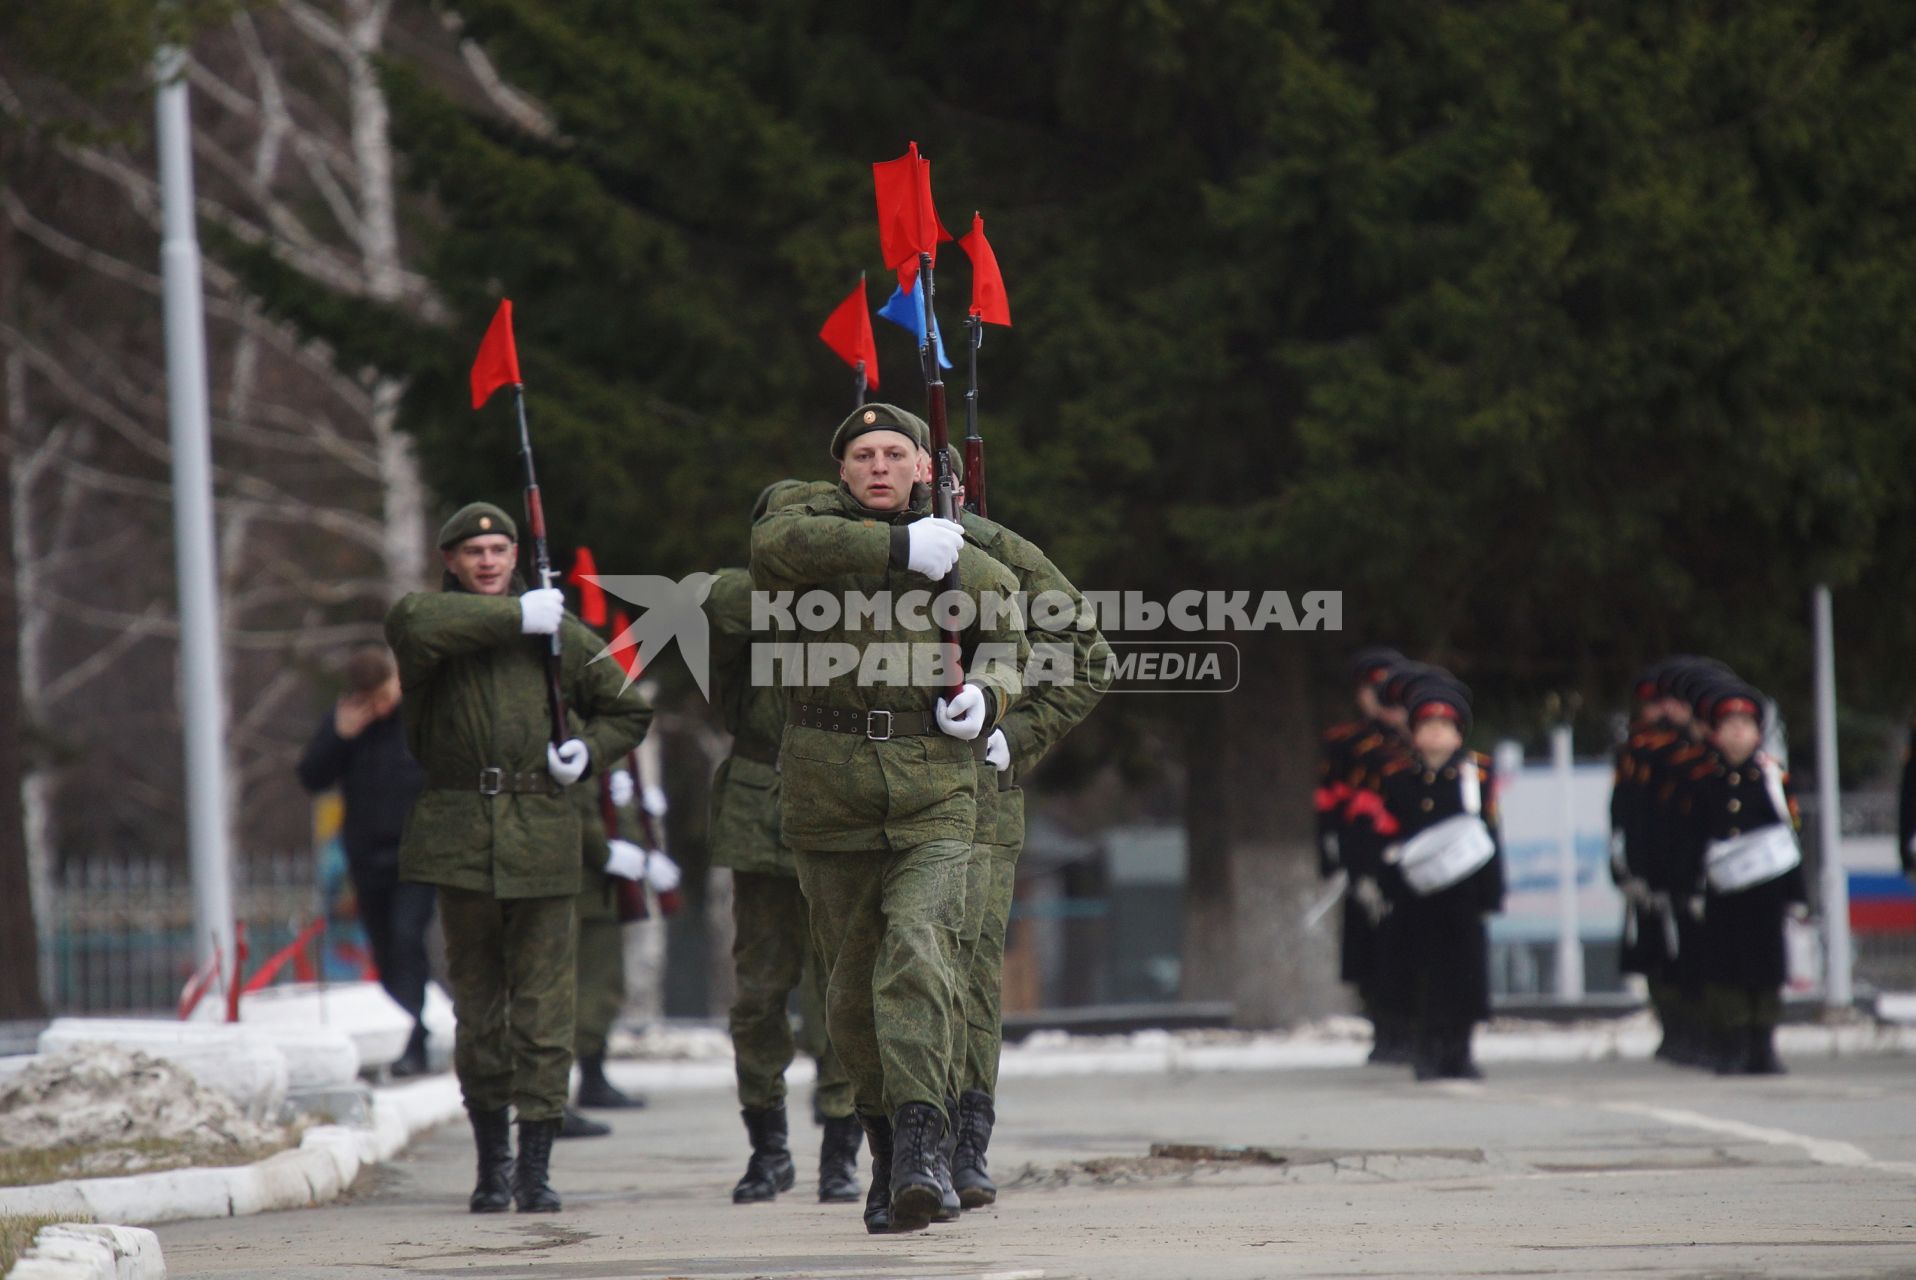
[478,766,503,796]
[866,709,893,741]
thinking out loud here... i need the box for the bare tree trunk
[0,349,44,1020]
[1223,635,1346,1028]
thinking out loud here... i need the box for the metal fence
[43,850,322,1016]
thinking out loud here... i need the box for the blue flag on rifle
[876,274,952,369]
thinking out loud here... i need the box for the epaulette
[1687,757,1719,782]
[1321,720,1364,744]
[1380,757,1414,777]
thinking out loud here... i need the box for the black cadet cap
[1405,670,1473,733]
[1349,646,1406,687]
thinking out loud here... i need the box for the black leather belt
[793,703,938,740]
[429,767,559,796]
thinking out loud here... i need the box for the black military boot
[1710,1026,1748,1076]
[1411,1025,1443,1082]
[929,1096,960,1222]
[860,1114,898,1234]
[512,1118,562,1212]
[952,1089,997,1208]
[732,1106,797,1203]
[467,1107,514,1214]
[557,1105,610,1139]
[1441,1026,1484,1080]
[1745,1024,1787,1076]
[817,1114,863,1203]
[575,1053,646,1109]
[391,1023,429,1079]
[887,1102,946,1230]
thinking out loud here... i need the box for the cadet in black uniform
[1611,660,1686,1059]
[1368,672,1505,1081]
[1679,680,1808,1075]
[1314,647,1405,1060]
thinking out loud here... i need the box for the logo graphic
[583,573,719,698]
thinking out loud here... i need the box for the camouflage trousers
[951,838,1022,1098]
[730,870,853,1119]
[574,916,626,1061]
[438,887,577,1122]
[795,839,968,1120]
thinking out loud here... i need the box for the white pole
[156,47,235,976]
[1812,585,1851,1011]
[1552,724,1584,999]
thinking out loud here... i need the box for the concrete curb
[6,1223,166,1279]
[594,1017,1916,1094]
[0,1074,463,1236]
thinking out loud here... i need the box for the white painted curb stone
[7,1223,165,1279]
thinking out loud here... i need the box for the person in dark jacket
[296,644,433,1076]
[1365,672,1505,1082]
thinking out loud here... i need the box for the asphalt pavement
[154,1053,1916,1279]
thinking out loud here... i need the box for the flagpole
[963,313,986,518]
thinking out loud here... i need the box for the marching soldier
[1314,647,1406,1063]
[1366,672,1505,1081]
[386,501,650,1214]
[945,449,1111,1210]
[706,479,862,1208]
[1678,679,1808,1075]
[751,404,1026,1234]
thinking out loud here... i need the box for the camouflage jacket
[385,584,652,897]
[704,565,792,876]
[750,483,1027,852]
[959,511,1111,847]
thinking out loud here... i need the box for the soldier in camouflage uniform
[751,405,1025,1234]
[386,501,650,1215]
[706,486,860,1205]
[943,448,1111,1208]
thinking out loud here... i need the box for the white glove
[906,517,965,578]
[645,850,682,894]
[519,587,565,635]
[1686,895,1707,922]
[936,683,987,740]
[985,729,1010,772]
[642,783,669,817]
[546,737,589,784]
[608,769,635,808]
[603,838,646,880]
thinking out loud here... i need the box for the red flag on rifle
[569,546,607,627]
[818,275,880,388]
[872,141,951,272]
[957,212,1011,327]
[469,299,522,409]
[608,610,641,678]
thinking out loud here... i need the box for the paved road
[157,1054,1916,1278]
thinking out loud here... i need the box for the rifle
[962,314,986,517]
[513,387,567,746]
[854,358,868,410]
[918,249,964,697]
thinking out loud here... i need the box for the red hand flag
[608,609,641,678]
[872,142,952,272]
[469,298,522,409]
[818,275,880,389]
[569,546,607,627]
[957,212,1011,327]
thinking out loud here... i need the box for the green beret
[829,403,930,459]
[437,501,517,549]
